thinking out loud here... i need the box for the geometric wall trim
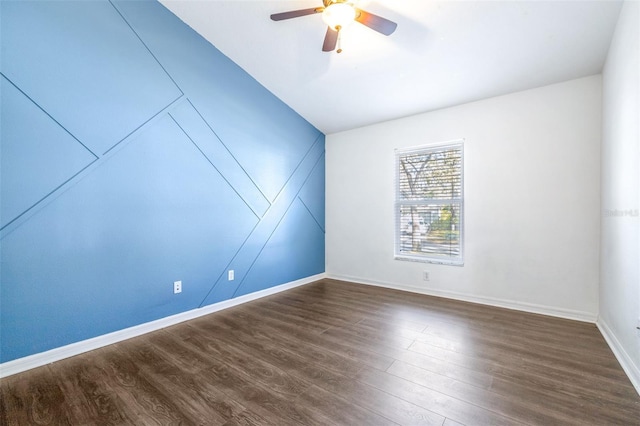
[112,0,321,202]
[200,136,325,307]
[299,154,327,232]
[0,0,325,363]
[0,75,97,230]
[0,0,182,155]
[1,115,260,361]
[170,100,271,218]
[235,197,326,298]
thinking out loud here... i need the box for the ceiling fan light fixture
[271,1,397,53]
[322,2,356,31]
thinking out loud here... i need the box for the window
[395,141,464,265]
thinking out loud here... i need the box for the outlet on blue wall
[0,0,325,363]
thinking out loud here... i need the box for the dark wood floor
[2,279,639,425]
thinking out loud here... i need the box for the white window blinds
[395,142,464,265]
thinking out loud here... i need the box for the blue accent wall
[0,0,325,363]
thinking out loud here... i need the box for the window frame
[394,140,465,266]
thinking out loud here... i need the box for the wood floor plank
[338,320,418,349]
[115,336,246,424]
[228,303,397,371]
[202,358,330,425]
[413,324,626,377]
[269,294,367,324]
[297,383,399,426]
[87,349,193,425]
[237,301,332,334]
[409,337,631,390]
[221,409,278,426]
[322,321,417,350]
[1,366,74,426]
[270,348,446,426]
[396,341,639,411]
[177,324,312,399]
[2,278,639,425]
[357,316,431,334]
[189,314,366,378]
[356,365,525,426]
[186,308,444,425]
[387,359,629,425]
[259,298,360,330]
[420,315,616,361]
[49,354,138,425]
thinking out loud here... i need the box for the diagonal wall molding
[200,136,325,307]
[170,100,271,218]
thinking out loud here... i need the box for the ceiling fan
[270,0,397,53]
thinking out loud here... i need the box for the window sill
[394,255,464,266]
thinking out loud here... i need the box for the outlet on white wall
[173,280,182,294]
[423,271,430,281]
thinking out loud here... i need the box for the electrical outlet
[423,271,430,281]
[228,270,234,281]
[173,280,182,294]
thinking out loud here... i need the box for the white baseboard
[326,273,597,323]
[596,319,640,396]
[0,273,325,378]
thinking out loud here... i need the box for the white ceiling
[160,0,622,135]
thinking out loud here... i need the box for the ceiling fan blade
[355,9,397,36]
[270,8,323,21]
[322,27,338,52]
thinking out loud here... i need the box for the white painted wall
[599,0,639,391]
[326,75,602,321]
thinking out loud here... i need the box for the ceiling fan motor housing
[322,2,357,31]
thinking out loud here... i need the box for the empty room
[1,0,639,424]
